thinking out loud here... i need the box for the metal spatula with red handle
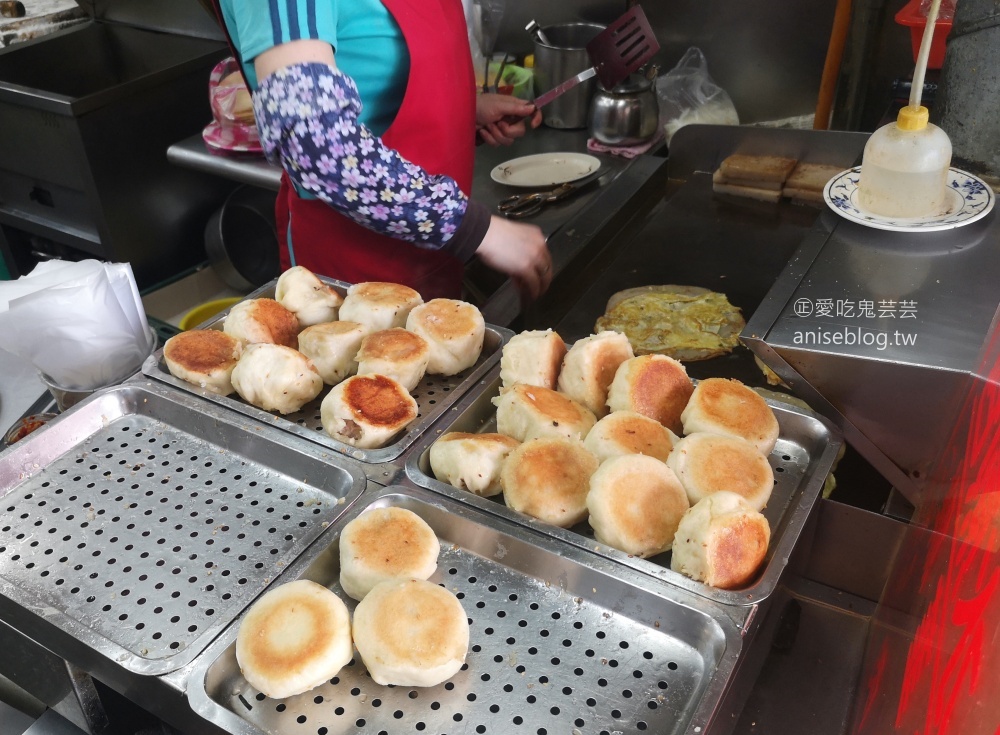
[533,5,660,110]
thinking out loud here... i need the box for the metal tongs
[497,182,578,219]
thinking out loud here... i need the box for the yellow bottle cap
[897,105,929,131]
[523,54,534,69]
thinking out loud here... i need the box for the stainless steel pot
[205,185,280,291]
[588,73,660,146]
[532,22,606,129]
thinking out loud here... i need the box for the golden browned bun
[230,343,324,414]
[500,438,599,527]
[681,378,780,454]
[320,374,418,448]
[587,455,690,557]
[352,578,469,687]
[235,579,352,698]
[670,491,771,589]
[405,298,486,375]
[494,383,597,443]
[223,298,300,349]
[556,331,634,418]
[355,328,430,392]
[274,266,344,327]
[339,507,440,601]
[606,354,694,433]
[666,433,774,511]
[296,320,368,385]
[499,329,567,392]
[429,432,520,497]
[338,282,423,332]
[163,329,243,396]
[583,410,677,463]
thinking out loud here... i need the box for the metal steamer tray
[141,277,513,464]
[187,485,743,735]
[405,370,844,608]
[0,381,368,677]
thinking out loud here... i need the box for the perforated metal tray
[0,381,368,676]
[141,277,513,464]
[187,485,742,735]
[404,369,843,608]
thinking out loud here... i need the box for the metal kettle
[588,73,660,146]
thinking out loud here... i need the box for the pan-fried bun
[297,320,367,385]
[320,374,418,448]
[352,578,469,687]
[557,331,634,417]
[163,329,243,396]
[587,455,690,557]
[338,282,423,332]
[223,298,300,348]
[583,410,677,463]
[666,433,774,511]
[235,579,352,699]
[339,507,440,601]
[500,438,599,527]
[356,328,430,392]
[670,491,770,589]
[606,354,694,433]
[406,299,486,375]
[429,432,520,497]
[499,329,567,393]
[494,384,597,443]
[274,266,344,327]
[681,378,780,454]
[231,343,323,414]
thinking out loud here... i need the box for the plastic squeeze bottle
[856,0,952,218]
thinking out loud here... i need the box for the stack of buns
[429,327,781,590]
[235,505,469,698]
[163,269,488,450]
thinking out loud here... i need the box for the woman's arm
[252,40,489,260]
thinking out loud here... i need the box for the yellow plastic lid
[523,54,534,69]
[897,105,929,131]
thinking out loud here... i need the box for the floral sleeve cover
[253,62,487,259]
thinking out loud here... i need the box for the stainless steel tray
[141,277,513,464]
[404,369,844,608]
[0,381,368,676]
[187,484,742,735]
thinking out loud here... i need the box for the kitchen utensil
[497,182,577,218]
[530,22,606,129]
[588,72,660,146]
[524,19,551,45]
[492,52,510,92]
[204,185,280,291]
[489,152,601,187]
[531,5,660,117]
[475,0,505,93]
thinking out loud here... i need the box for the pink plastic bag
[202,57,262,154]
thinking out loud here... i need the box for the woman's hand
[475,94,543,146]
[475,215,552,301]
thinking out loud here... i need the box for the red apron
[276,0,476,300]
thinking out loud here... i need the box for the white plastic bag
[657,48,739,145]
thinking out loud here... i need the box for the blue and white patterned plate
[823,166,995,232]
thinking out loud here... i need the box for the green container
[488,63,533,100]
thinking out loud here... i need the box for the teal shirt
[218,0,409,135]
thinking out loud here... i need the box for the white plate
[824,166,995,232]
[490,152,602,187]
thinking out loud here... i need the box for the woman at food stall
[213,0,553,301]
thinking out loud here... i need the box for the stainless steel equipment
[142,276,514,464]
[532,23,606,129]
[0,380,367,679]
[589,72,660,146]
[186,484,745,735]
[0,0,231,288]
[404,368,843,608]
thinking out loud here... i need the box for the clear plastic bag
[656,48,739,145]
